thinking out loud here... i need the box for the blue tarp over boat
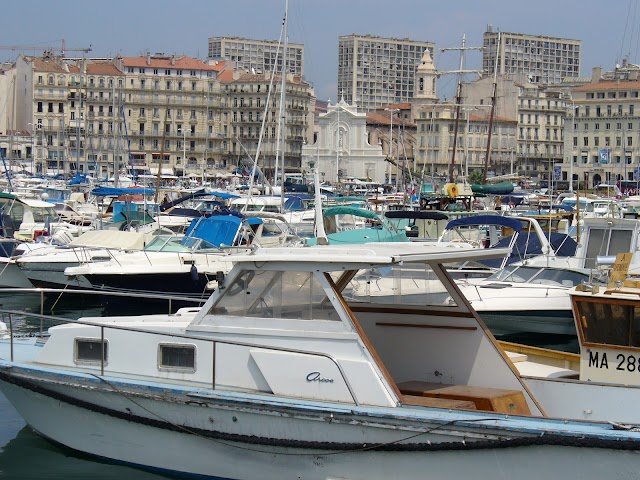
[91,187,155,197]
[185,214,260,247]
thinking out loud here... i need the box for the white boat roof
[68,230,155,250]
[229,242,511,268]
[21,198,57,208]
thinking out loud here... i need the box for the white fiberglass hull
[1,370,640,480]
[457,283,574,335]
[0,259,32,288]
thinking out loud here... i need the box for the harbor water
[0,291,578,479]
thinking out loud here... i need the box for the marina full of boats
[3,172,640,478]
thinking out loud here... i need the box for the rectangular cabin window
[75,338,108,363]
[575,299,640,348]
[209,270,339,321]
[158,344,196,371]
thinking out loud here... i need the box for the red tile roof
[29,57,68,73]
[574,81,640,91]
[366,111,415,128]
[217,69,306,85]
[86,62,123,76]
[121,56,218,71]
[376,102,411,111]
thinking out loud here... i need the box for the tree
[468,170,484,185]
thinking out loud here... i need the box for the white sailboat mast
[275,0,289,201]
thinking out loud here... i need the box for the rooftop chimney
[592,66,602,82]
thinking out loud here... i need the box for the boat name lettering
[306,372,334,383]
[588,350,640,372]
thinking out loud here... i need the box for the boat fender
[190,264,198,282]
[445,183,459,198]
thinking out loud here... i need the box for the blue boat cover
[385,210,448,220]
[91,187,155,197]
[478,231,577,268]
[185,215,262,247]
[445,214,522,232]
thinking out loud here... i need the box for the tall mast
[275,0,288,202]
[482,32,500,183]
[440,35,482,183]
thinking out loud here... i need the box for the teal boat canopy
[323,206,380,221]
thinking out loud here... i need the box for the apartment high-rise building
[208,37,304,77]
[483,27,581,84]
[337,34,435,112]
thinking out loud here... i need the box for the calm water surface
[0,291,578,479]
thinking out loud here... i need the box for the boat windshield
[209,270,340,321]
[144,235,222,253]
[489,266,589,287]
[343,264,457,307]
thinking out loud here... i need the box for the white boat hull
[0,259,32,288]
[1,372,640,480]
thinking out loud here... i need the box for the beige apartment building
[412,104,517,179]
[216,69,315,179]
[562,73,640,188]
[115,55,225,178]
[337,34,435,112]
[5,53,315,179]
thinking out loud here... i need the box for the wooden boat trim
[324,272,403,403]
[348,305,475,318]
[376,322,477,331]
[498,340,580,364]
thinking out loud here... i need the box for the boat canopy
[384,210,449,220]
[445,214,522,233]
[91,187,155,197]
[185,215,260,247]
[471,182,514,195]
[323,206,379,221]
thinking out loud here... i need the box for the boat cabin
[572,285,640,385]
[33,243,543,416]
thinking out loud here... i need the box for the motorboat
[62,212,301,296]
[1,243,639,479]
[504,280,640,424]
[453,265,592,335]
[15,229,162,290]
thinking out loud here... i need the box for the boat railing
[0,286,208,320]
[0,300,360,406]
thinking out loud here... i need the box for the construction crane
[0,39,92,58]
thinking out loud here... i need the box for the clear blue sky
[3,0,638,101]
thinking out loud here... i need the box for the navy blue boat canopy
[384,210,449,220]
[445,214,522,233]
